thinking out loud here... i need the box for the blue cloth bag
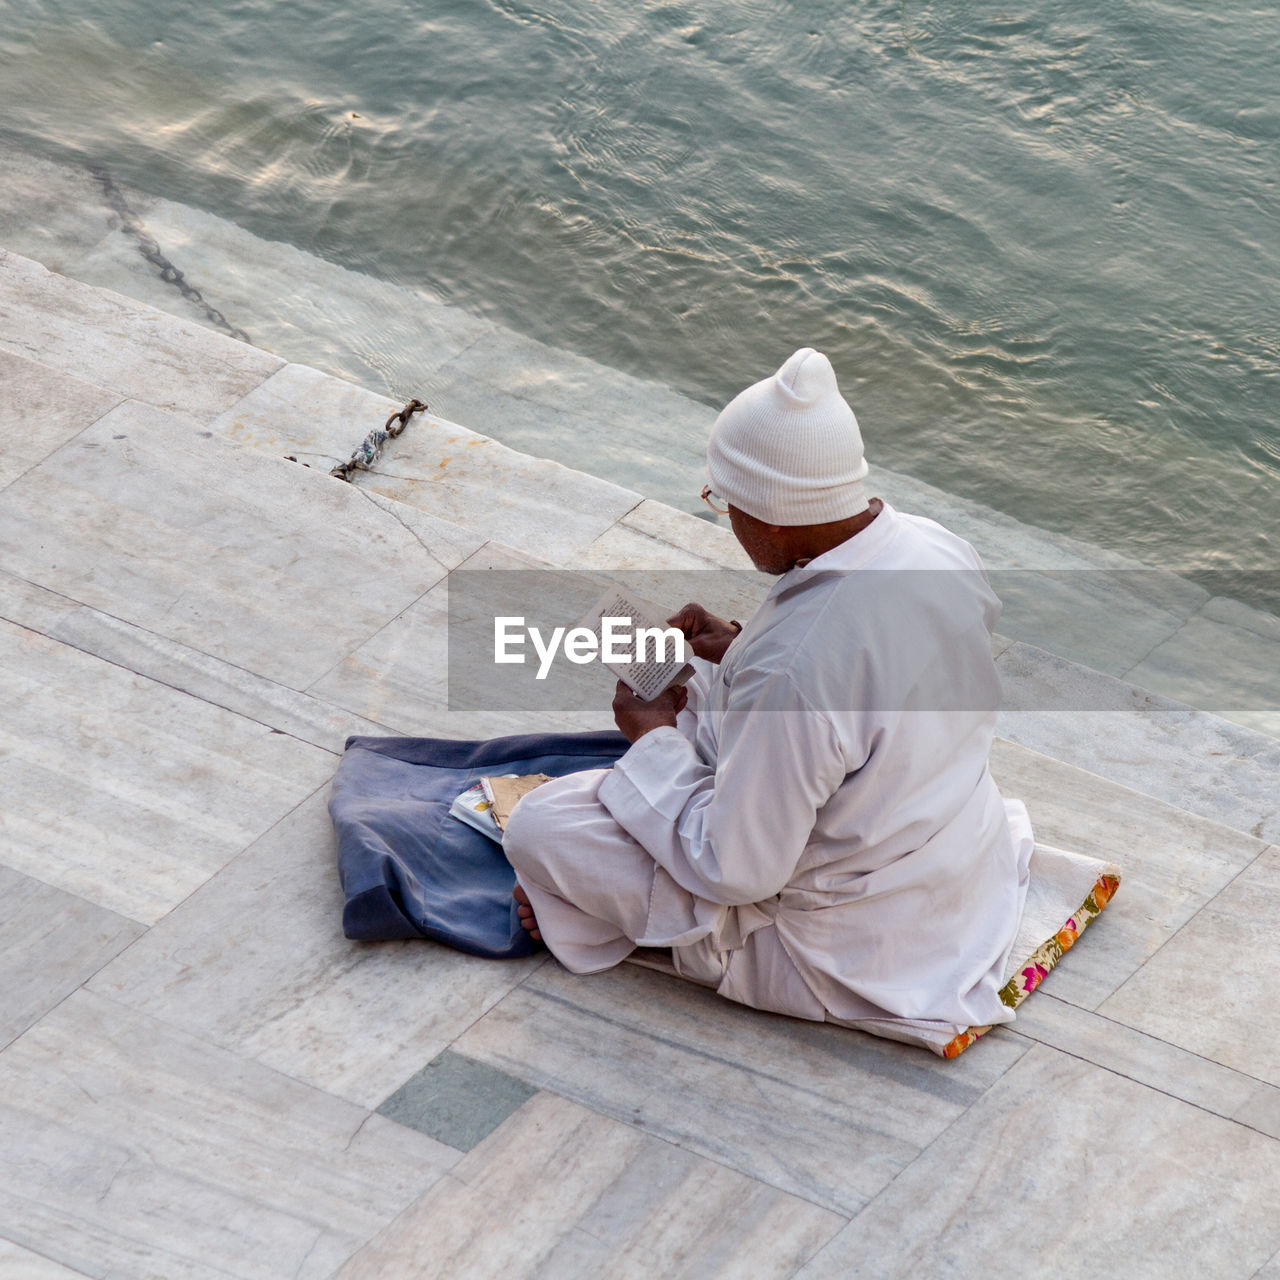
[330,731,629,958]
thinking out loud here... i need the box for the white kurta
[504,502,1034,1034]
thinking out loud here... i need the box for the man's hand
[667,602,741,665]
[612,680,688,743]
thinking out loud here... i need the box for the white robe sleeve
[597,670,852,906]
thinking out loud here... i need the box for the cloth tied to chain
[330,399,429,482]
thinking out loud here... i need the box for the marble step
[2,269,1274,854]
[2,246,1274,807]
[4,621,1275,1279]
[3,364,1273,876]
[5,261,1279,1279]
[6,168,1280,1280]
[190,348,1280,743]
[3,231,1274,746]
[995,637,1279,845]
[33,714,1271,1186]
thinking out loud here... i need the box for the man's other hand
[613,680,687,743]
[667,602,740,665]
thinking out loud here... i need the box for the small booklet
[448,780,505,842]
[481,774,554,829]
[579,586,695,702]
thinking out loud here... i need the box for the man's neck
[785,498,883,568]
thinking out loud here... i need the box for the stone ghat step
[3,244,1275,744]
[192,347,1280,749]
[203,359,755,574]
[995,639,1279,846]
[1,570,1271,1070]
[7,569,1279,1279]
[3,329,1278,1087]
[1,330,1274,857]
[4,189,1279,1280]
[3,246,1277,794]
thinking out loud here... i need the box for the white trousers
[503,765,827,1020]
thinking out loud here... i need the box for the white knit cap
[706,348,869,525]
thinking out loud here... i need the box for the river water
[1,0,1276,593]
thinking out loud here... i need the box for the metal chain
[90,166,252,344]
[89,169,427,481]
[329,399,429,481]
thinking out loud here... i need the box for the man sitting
[505,348,1032,1038]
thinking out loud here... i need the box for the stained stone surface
[0,401,468,689]
[376,1050,538,1152]
[614,498,754,570]
[420,325,720,506]
[1098,844,1280,1088]
[795,1045,1280,1280]
[1008,993,1280,1140]
[0,567,82,634]
[44,604,394,752]
[987,566,1203,677]
[308,539,619,739]
[0,618,334,924]
[0,867,142,1049]
[338,1093,844,1280]
[207,360,645,564]
[76,193,497,397]
[0,1239,90,1279]
[989,738,1269,1009]
[206,360,429,471]
[1126,612,1280,738]
[0,570,392,752]
[454,962,1030,1216]
[0,141,123,280]
[576,520,742,571]
[0,992,458,1280]
[87,791,545,1109]
[0,248,281,422]
[997,641,1280,843]
[0,348,122,491]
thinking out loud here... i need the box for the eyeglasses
[700,485,730,515]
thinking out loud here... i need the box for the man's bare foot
[513,883,542,942]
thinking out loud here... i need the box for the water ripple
[0,0,1275,578]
